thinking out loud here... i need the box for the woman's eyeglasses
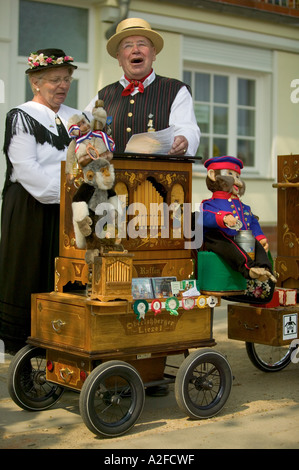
[43,77,73,85]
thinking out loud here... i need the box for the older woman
[0,48,80,353]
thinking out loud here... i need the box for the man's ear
[116,53,122,68]
[207,169,216,181]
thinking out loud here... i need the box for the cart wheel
[8,345,64,411]
[79,360,145,437]
[245,342,294,372]
[175,349,232,419]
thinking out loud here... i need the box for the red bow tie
[121,71,153,97]
[122,79,144,96]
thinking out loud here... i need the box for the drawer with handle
[31,295,87,348]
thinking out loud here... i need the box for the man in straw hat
[85,18,200,156]
[85,19,200,396]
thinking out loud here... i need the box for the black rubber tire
[79,360,145,437]
[245,342,293,372]
[175,349,232,419]
[8,345,64,411]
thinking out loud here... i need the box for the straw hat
[107,18,164,58]
[25,48,77,74]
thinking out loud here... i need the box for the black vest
[98,75,190,153]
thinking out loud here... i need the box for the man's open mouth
[131,58,143,63]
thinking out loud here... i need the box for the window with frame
[184,69,260,171]
[19,0,89,109]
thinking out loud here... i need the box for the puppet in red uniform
[200,156,276,283]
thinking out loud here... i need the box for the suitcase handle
[244,323,259,331]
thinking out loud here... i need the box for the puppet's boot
[249,267,277,283]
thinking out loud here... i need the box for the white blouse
[8,101,79,204]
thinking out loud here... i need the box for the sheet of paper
[124,126,174,154]
[182,286,201,297]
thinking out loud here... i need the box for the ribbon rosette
[196,295,207,308]
[165,297,179,316]
[133,300,149,321]
[151,299,162,315]
[182,297,195,310]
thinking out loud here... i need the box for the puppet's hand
[99,150,113,161]
[77,216,92,236]
[259,237,269,253]
[223,214,243,230]
[223,214,238,227]
[66,173,74,184]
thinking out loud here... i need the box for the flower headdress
[25,48,77,74]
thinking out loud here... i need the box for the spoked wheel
[79,360,145,437]
[245,342,294,372]
[8,345,64,411]
[175,349,232,419]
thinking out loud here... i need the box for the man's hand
[168,135,188,155]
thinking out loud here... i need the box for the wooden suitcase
[228,303,298,346]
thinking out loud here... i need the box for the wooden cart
[8,291,233,437]
[8,155,233,437]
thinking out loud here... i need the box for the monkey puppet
[199,156,276,283]
[71,158,125,265]
[66,101,114,177]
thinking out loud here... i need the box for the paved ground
[0,300,298,450]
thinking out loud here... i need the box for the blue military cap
[204,156,243,174]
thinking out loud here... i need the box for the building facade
[1,0,299,245]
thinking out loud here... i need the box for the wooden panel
[228,303,298,346]
[59,156,193,260]
[88,308,212,353]
[127,357,166,383]
[31,294,88,349]
[91,253,133,301]
[55,256,89,292]
[57,156,195,291]
[276,187,299,257]
[46,350,92,390]
[273,154,299,288]
[45,350,166,390]
[275,256,299,288]
[30,292,214,357]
